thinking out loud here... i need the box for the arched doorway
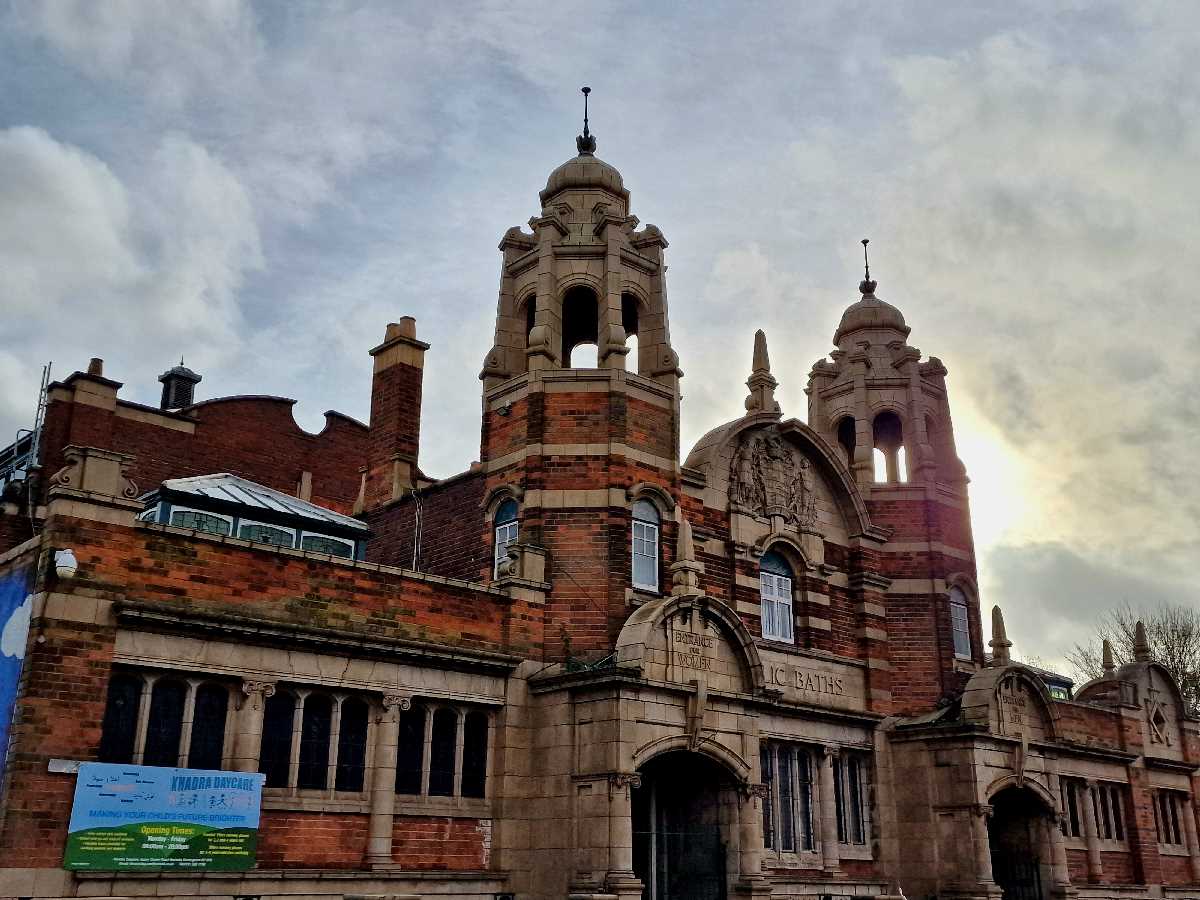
[988,786,1055,900]
[633,751,736,900]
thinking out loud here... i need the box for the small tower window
[623,292,640,374]
[949,586,972,660]
[836,416,856,466]
[631,499,660,592]
[760,550,794,643]
[872,411,906,483]
[493,499,519,577]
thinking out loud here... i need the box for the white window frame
[760,571,794,643]
[169,507,234,535]
[949,586,972,660]
[299,532,356,557]
[631,501,660,592]
[493,519,518,577]
[238,519,297,549]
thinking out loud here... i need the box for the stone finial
[989,604,1012,666]
[671,516,703,597]
[1102,638,1115,675]
[1134,620,1152,662]
[860,238,878,296]
[744,329,781,416]
[576,86,597,156]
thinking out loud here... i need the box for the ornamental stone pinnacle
[1134,620,1152,662]
[671,516,703,597]
[1102,638,1115,674]
[744,329,781,416]
[989,605,1012,666]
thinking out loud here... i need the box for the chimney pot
[87,358,104,376]
[385,317,418,342]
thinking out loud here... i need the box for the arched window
[631,499,660,592]
[98,672,143,764]
[561,286,599,367]
[949,586,972,660]
[335,697,369,792]
[144,679,186,767]
[760,550,794,643]
[259,691,296,788]
[493,498,519,577]
[429,708,458,797]
[461,710,489,798]
[872,411,906,483]
[188,683,229,770]
[298,693,333,789]
[395,703,427,795]
[524,295,536,346]
[836,416,856,466]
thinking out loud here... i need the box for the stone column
[1048,812,1072,891]
[605,774,643,900]
[231,680,275,773]
[1182,793,1200,882]
[366,695,409,867]
[738,785,766,878]
[972,805,996,885]
[818,746,841,872]
[1080,780,1103,882]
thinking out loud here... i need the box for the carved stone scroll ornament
[729,428,817,528]
[608,773,643,797]
[49,446,139,500]
[240,680,276,711]
[383,694,414,712]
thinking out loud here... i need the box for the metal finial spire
[576,86,597,155]
[859,237,877,296]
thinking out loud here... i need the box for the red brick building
[0,125,1197,900]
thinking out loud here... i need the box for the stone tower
[806,255,981,710]
[478,104,682,660]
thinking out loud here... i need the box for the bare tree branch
[1068,602,1200,714]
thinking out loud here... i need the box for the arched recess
[632,733,752,783]
[616,594,766,695]
[625,481,676,515]
[836,415,856,466]
[872,410,906,483]
[752,532,813,572]
[561,283,600,368]
[685,417,875,540]
[985,773,1058,812]
[960,666,1061,742]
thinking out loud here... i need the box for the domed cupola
[834,273,910,347]
[539,86,630,207]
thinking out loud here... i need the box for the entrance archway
[988,786,1056,900]
[633,751,736,900]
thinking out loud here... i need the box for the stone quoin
[0,106,1197,900]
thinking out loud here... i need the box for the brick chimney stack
[365,317,428,511]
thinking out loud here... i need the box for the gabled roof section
[151,473,368,533]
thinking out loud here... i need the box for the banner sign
[64,763,264,871]
[0,566,32,782]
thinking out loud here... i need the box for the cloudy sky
[2,1,1197,671]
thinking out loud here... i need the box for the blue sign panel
[64,763,265,870]
[0,566,31,780]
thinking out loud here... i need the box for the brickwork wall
[391,816,490,870]
[41,388,367,513]
[256,811,369,868]
[0,619,114,865]
[55,515,534,656]
[367,470,487,580]
[0,508,33,556]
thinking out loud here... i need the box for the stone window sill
[1159,843,1190,857]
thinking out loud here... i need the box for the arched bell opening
[623,292,641,374]
[634,751,738,900]
[562,285,599,368]
[988,786,1057,900]
[872,410,907,483]
[835,415,856,467]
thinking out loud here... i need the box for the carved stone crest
[729,428,817,527]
